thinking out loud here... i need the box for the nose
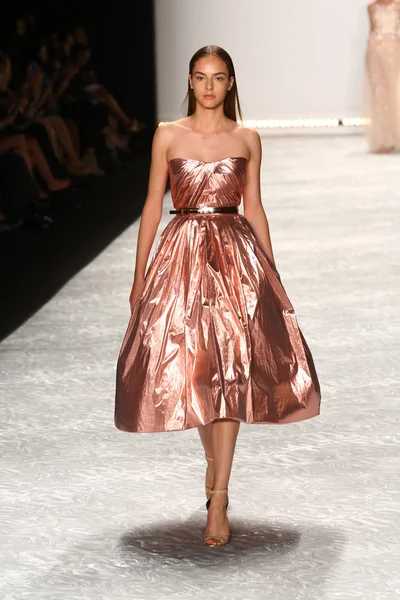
[206,79,213,90]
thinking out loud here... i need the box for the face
[0,58,12,83]
[74,28,88,45]
[39,45,48,63]
[189,55,234,109]
[77,49,91,68]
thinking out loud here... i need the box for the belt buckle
[198,206,214,214]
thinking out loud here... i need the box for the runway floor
[1,134,399,599]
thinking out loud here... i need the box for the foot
[38,188,49,200]
[67,160,92,176]
[48,179,71,192]
[377,146,391,154]
[105,131,129,151]
[83,154,105,176]
[204,491,230,546]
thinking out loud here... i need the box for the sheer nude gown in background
[364,0,400,153]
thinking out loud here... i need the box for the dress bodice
[168,156,247,210]
[370,2,400,39]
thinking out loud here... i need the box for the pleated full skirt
[115,214,321,433]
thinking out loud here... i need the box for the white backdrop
[154,0,370,123]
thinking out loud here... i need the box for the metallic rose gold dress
[364,1,400,151]
[115,157,321,433]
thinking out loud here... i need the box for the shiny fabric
[364,2,400,151]
[170,206,238,214]
[115,157,321,433]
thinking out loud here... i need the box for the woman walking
[115,45,321,547]
[364,0,400,153]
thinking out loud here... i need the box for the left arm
[242,128,276,266]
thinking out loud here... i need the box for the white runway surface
[1,135,399,599]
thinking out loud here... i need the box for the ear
[228,76,234,91]
[188,74,193,89]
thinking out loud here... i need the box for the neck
[190,105,230,135]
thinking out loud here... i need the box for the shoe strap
[209,488,228,495]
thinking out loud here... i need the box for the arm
[0,113,16,131]
[129,124,171,308]
[53,64,79,100]
[242,129,276,266]
[368,4,375,34]
[25,68,44,114]
[34,83,52,113]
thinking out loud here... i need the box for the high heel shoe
[203,488,230,547]
[205,454,213,509]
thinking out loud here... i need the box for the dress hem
[114,409,321,434]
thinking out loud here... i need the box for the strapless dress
[115,157,321,432]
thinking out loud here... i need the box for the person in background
[0,52,71,195]
[24,41,91,175]
[72,27,145,134]
[364,0,400,153]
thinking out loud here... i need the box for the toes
[205,538,220,546]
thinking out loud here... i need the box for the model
[365,0,400,153]
[115,45,321,547]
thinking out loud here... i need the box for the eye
[216,77,224,81]
[196,76,204,80]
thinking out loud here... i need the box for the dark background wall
[0,0,157,129]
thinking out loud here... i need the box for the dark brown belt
[170,206,238,215]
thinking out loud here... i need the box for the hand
[66,64,80,78]
[3,113,16,125]
[24,104,36,118]
[16,96,28,109]
[129,277,145,313]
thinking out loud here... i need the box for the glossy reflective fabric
[115,157,321,433]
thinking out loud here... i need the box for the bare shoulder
[153,121,175,143]
[158,117,191,135]
[154,119,190,157]
[234,125,261,161]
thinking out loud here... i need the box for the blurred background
[155,0,369,124]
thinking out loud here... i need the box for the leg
[63,118,81,157]
[93,87,132,127]
[26,138,71,192]
[204,418,240,546]
[212,419,240,490]
[198,423,214,498]
[198,423,213,457]
[38,117,61,159]
[0,135,33,176]
[47,116,91,174]
[25,123,70,180]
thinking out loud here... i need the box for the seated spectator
[23,41,91,175]
[0,51,71,195]
[54,43,110,174]
[71,27,145,133]
[0,151,52,231]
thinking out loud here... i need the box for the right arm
[129,123,171,310]
[53,64,79,100]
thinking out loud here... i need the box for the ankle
[209,490,228,506]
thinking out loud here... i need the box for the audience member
[0,20,146,233]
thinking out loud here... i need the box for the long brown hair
[184,45,243,123]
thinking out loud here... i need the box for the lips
[203,95,215,99]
